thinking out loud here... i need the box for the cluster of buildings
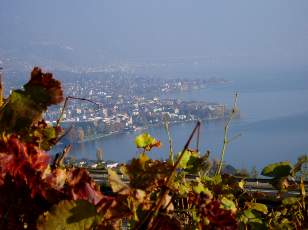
[49,98,227,143]
[1,70,228,143]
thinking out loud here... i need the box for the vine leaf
[261,161,293,178]
[245,202,268,214]
[124,156,172,191]
[0,135,50,197]
[28,120,64,151]
[238,180,245,190]
[220,197,237,213]
[192,182,212,198]
[176,150,191,169]
[37,200,100,230]
[185,150,210,174]
[199,200,238,228]
[0,67,64,133]
[24,67,64,107]
[66,168,104,205]
[108,168,130,195]
[282,197,299,206]
[240,209,263,225]
[135,133,161,151]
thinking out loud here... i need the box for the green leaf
[241,210,263,224]
[282,197,299,206]
[220,197,237,213]
[177,150,191,169]
[185,150,210,174]
[192,182,212,199]
[202,175,222,185]
[0,67,63,133]
[281,208,287,215]
[246,202,268,214]
[0,91,43,132]
[192,209,201,223]
[37,200,100,230]
[238,180,245,190]
[192,182,206,194]
[135,133,161,151]
[176,181,191,195]
[35,125,61,150]
[261,161,293,178]
[42,127,57,139]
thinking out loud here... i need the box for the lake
[51,73,308,171]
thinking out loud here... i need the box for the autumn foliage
[0,68,306,229]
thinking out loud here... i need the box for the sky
[1,0,308,72]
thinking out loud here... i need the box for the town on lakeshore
[2,69,232,144]
[41,72,231,143]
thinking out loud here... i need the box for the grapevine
[0,68,306,229]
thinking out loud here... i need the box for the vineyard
[0,68,307,229]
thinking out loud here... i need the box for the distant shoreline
[62,116,227,145]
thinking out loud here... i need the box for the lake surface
[51,73,308,170]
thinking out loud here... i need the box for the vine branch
[139,121,201,229]
[216,92,239,175]
[164,116,174,165]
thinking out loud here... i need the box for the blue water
[51,74,308,170]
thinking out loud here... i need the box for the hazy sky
[1,0,308,71]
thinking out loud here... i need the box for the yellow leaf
[108,169,130,195]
